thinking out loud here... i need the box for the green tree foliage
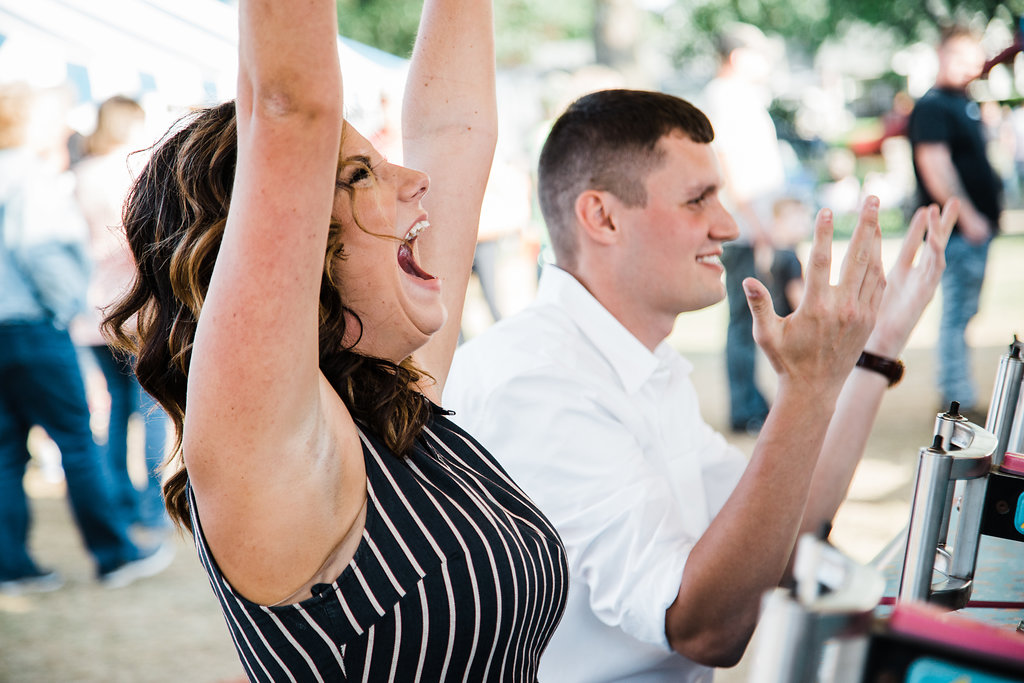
[335,0,1023,75]
[496,0,592,65]
[664,0,1024,63]
[336,0,591,63]
[337,0,422,57]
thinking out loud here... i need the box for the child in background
[764,196,812,317]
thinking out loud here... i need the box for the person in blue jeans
[704,24,786,434]
[908,24,1002,416]
[0,83,172,594]
[0,324,157,591]
[937,233,992,411]
[722,245,771,432]
[89,348,170,530]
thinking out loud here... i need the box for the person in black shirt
[908,23,1002,416]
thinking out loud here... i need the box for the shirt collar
[536,265,691,393]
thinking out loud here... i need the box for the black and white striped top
[189,405,569,682]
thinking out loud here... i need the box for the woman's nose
[400,165,429,202]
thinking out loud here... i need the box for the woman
[104,0,568,679]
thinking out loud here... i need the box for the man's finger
[803,207,834,302]
[838,195,881,292]
[743,276,778,347]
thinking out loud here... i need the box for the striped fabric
[189,405,569,682]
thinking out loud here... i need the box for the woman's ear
[574,190,620,246]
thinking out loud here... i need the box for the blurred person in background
[0,83,171,595]
[1011,103,1024,208]
[703,23,786,435]
[764,196,812,318]
[817,146,861,217]
[71,95,172,536]
[908,23,1002,419]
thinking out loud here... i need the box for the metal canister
[988,337,1024,466]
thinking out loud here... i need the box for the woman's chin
[414,304,448,341]
[364,307,447,362]
[400,274,446,334]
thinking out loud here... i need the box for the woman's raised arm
[182,0,355,604]
[403,0,498,396]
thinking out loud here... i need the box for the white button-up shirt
[444,265,748,683]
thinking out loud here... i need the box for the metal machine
[748,337,1024,682]
[898,337,1024,608]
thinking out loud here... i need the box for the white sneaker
[0,570,64,596]
[99,541,175,589]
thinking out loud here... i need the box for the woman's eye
[349,166,371,184]
[338,158,375,188]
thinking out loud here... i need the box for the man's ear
[574,190,620,246]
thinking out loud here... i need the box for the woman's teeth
[404,220,429,241]
[398,220,436,280]
[697,254,721,265]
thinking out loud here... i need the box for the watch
[856,350,904,388]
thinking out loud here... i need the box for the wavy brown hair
[104,101,431,532]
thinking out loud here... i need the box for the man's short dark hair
[537,89,714,268]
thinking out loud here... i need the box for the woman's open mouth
[398,220,436,280]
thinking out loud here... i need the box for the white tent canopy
[0,0,407,136]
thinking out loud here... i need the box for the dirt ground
[2,233,1021,682]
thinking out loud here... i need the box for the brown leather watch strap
[856,350,904,388]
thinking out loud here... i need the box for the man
[443,89,956,681]
[908,24,1001,419]
[0,83,172,594]
[703,23,786,434]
